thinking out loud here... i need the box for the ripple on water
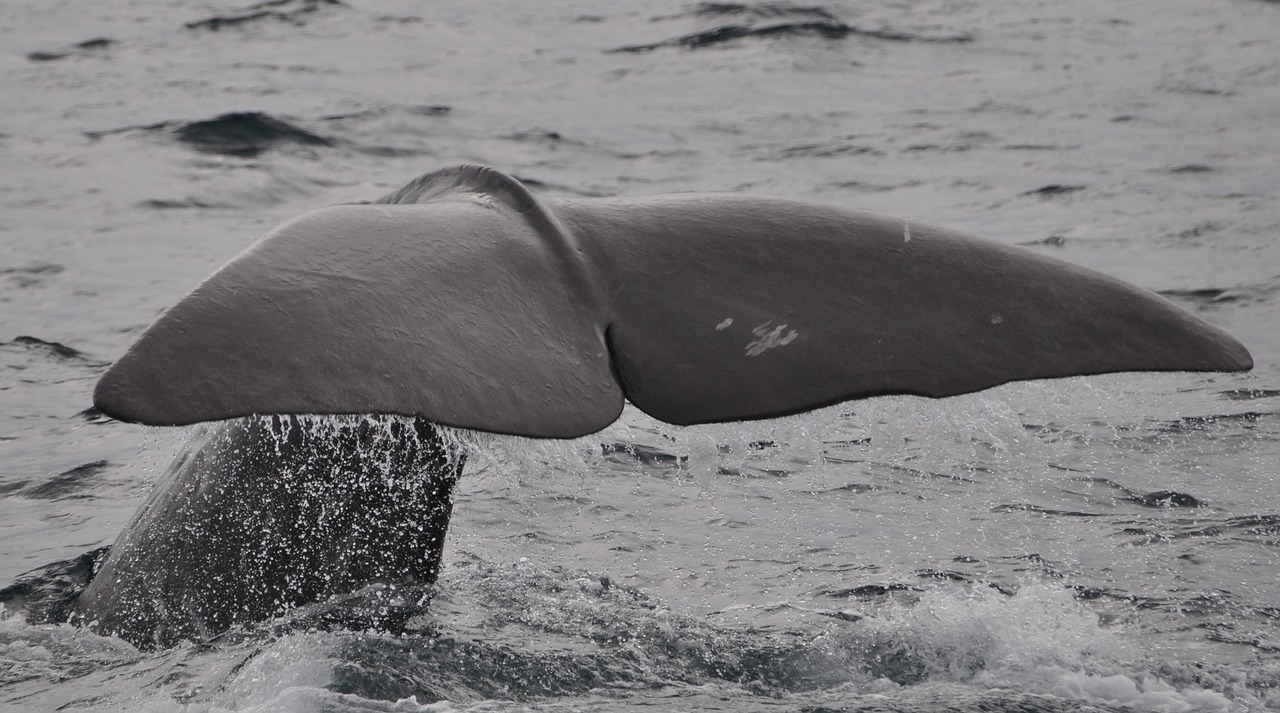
[183,0,343,32]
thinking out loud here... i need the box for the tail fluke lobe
[94,166,1253,435]
[94,180,623,437]
[557,194,1251,425]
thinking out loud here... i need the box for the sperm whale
[73,164,1252,647]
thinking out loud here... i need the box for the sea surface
[2,0,1279,710]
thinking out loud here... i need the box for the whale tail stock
[93,164,1253,435]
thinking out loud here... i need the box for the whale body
[74,165,1251,647]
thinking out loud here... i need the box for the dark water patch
[1023,184,1085,197]
[1071,585,1116,601]
[497,530,576,545]
[1206,629,1280,654]
[343,143,432,158]
[1158,287,1237,304]
[1120,514,1280,546]
[1157,278,1280,307]
[174,112,333,157]
[1067,586,1160,613]
[1068,475,1135,493]
[1161,82,1236,97]
[1173,279,1280,307]
[2,262,65,276]
[373,13,424,24]
[772,142,880,159]
[600,442,687,468]
[1176,591,1243,618]
[1047,462,1088,473]
[1169,163,1215,174]
[77,406,114,424]
[313,106,448,158]
[1132,491,1203,509]
[993,552,1069,578]
[85,121,167,140]
[1173,277,1280,309]
[1066,477,1204,509]
[26,37,115,62]
[2,335,94,362]
[911,573,1018,598]
[718,465,793,477]
[822,583,918,598]
[507,128,583,145]
[1135,590,1280,650]
[321,104,452,121]
[1158,411,1270,433]
[139,198,230,210]
[903,143,972,153]
[138,195,239,209]
[820,482,875,494]
[1228,514,1280,538]
[89,112,334,157]
[1018,235,1067,247]
[0,547,109,625]
[1174,220,1225,240]
[609,22,972,53]
[991,503,1103,517]
[1003,143,1060,150]
[23,460,113,500]
[408,104,452,117]
[682,2,840,21]
[814,608,864,622]
[794,563,880,577]
[829,179,920,194]
[73,37,113,50]
[185,0,343,31]
[3,262,65,288]
[914,569,978,584]
[970,100,1036,116]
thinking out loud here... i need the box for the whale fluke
[94,165,1252,436]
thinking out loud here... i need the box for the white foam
[1052,670,1230,712]
[842,583,1235,711]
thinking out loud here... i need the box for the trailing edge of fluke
[93,165,1253,437]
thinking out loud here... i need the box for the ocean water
[2,0,1279,710]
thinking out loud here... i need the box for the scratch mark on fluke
[746,322,799,356]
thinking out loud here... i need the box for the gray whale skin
[76,165,1252,647]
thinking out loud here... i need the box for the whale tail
[93,165,1252,436]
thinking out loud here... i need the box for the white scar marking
[904,222,911,242]
[716,318,733,331]
[746,322,798,357]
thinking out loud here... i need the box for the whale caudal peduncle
[72,416,464,649]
